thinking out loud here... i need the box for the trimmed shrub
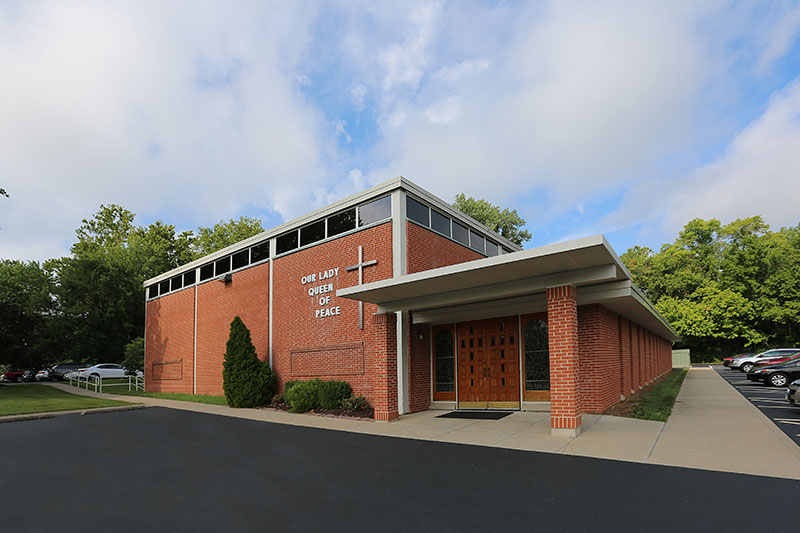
[284,380,301,394]
[222,316,276,408]
[340,395,370,412]
[285,380,319,413]
[318,380,352,410]
[283,379,353,412]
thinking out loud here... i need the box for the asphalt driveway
[2,407,798,532]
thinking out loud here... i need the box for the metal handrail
[65,373,144,393]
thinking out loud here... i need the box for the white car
[730,348,800,373]
[72,364,143,380]
[35,369,49,381]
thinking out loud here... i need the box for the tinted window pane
[524,320,550,391]
[406,196,429,226]
[183,270,196,286]
[430,209,450,236]
[327,209,356,237]
[148,285,159,299]
[159,280,170,294]
[434,329,455,392]
[251,241,269,263]
[215,256,231,275]
[452,221,469,245]
[300,219,326,246]
[276,231,298,255]
[199,263,214,281]
[232,250,249,270]
[358,196,391,226]
[469,230,485,253]
[485,240,499,256]
[502,247,512,255]
[170,275,183,291]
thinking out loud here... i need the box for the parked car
[787,379,800,406]
[752,351,800,369]
[723,353,754,367]
[49,363,91,381]
[21,369,39,382]
[1,370,25,383]
[74,364,143,380]
[35,369,50,381]
[730,349,800,373]
[747,359,800,387]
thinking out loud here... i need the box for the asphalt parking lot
[713,364,800,446]
[2,407,799,532]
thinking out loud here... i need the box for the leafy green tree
[452,194,531,246]
[54,205,199,364]
[622,216,800,359]
[222,316,275,408]
[192,216,264,259]
[122,337,144,374]
[0,260,59,368]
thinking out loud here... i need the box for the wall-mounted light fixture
[217,273,232,284]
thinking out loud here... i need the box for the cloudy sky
[2,0,800,261]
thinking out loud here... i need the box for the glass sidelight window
[434,329,455,394]
[524,319,550,391]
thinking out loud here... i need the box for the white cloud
[0,1,333,261]
[758,3,800,71]
[654,78,800,235]
[424,96,460,124]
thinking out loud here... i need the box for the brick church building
[144,177,678,436]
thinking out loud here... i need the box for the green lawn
[97,387,229,406]
[0,384,132,416]
[632,368,689,422]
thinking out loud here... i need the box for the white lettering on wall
[302,266,341,319]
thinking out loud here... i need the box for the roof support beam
[376,264,617,313]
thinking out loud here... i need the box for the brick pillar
[620,318,632,397]
[373,312,398,422]
[547,285,582,437]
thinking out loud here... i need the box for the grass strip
[97,388,228,406]
[631,368,688,422]
[0,384,131,416]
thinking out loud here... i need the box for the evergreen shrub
[318,380,352,409]
[285,380,319,413]
[340,395,370,412]
[222,316,276,408]
[283,378,354,412]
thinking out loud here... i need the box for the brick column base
[373,312,398,422]
[547,285,582,437]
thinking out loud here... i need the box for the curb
[0,404,147,424]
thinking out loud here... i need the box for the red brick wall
[272,222,393,405]
[195,261,270,395]
[547,285,581,431]
[373,312,398,421]
[406,222,483,274]
[619,317,633,396]
[145,287,195,394]
[578,304,620,413]
[409,322,431,413]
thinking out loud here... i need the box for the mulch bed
[259,402,374,421]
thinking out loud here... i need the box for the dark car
[21,369,39,382]
[49,363,90,381]
[747,359,800,387]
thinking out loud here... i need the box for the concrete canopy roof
[337,235,680,342]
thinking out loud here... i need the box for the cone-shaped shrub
[222,316,276,408]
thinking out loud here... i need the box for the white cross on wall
[345,245,378,329]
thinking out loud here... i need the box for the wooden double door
[456,317,520,409]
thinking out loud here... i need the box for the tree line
[0,205,264,369]
[621,217,800,361]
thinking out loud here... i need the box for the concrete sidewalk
[44,369,800,480]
